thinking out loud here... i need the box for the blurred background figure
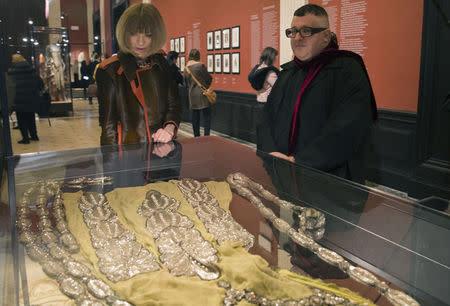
[248,46,279,103]
[167,51,183,86]
[6,53,42,144]
[184,49,212,137]
[87,52,100,104]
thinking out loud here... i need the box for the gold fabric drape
[25,180,372,305]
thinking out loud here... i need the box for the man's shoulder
[280,60,295,71]
[326,54,364,71]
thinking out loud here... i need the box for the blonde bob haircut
[115,3,167,56]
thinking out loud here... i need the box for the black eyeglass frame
[285,26,328,38]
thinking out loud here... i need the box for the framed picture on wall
[231,26,240,48]
[232,52,240,74]
[222,28,230,49]
[180,56,185,71]
[180,36,185,53]
[207,31,213,51]
[170,39,174,51]
[214,53,222,73]
[223,53,230,74]
[214,30,221,50]
[175,38,180,53]
[177,57,181,68]
[207,54,214,73]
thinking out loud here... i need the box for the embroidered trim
[78,192,160,282]
[227,172,420,306]
[16,181,131,305]
[177,178,254,250]
[218,280,358,306]
[138,190,220,280]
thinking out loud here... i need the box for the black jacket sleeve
[96,67,118,145]
[294,58,373,172]
[256,68,286,153]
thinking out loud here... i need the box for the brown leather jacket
[96,52,180,145]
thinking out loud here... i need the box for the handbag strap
[186,66,207,91]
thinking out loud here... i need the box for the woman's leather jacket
[96,52,180,145]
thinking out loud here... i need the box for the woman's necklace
[136,57,152,68]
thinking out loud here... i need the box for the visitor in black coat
[87,53,100,104]
[6,54,41,144]
[80,60,90,99]
[166,51,183,86]
[257,4,377,183]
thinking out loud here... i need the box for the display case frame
[1,136,448,305]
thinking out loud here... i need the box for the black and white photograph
[231,26,240,48]
[175,38,180,52]
[214,30,221,50]
[180,36,185,53]
[170,39,174,51]
[222,28,230,49]
[207,31,213,51]
[232,52,240,74]
[180,56,185,71]
[177,56,181,68]
[174,38,180,53]
[223,53,230,73]
[207,54,214,73]
[214,53,222,73]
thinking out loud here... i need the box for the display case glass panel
[2,137,448,305]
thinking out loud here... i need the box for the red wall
[151,0,279,93]
[104,0,112,57]
[309,0,423,112]
[61,0,90,63]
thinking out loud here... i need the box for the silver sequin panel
[79,192,160,282]
[177,178,254,250]
[138,190,220,280]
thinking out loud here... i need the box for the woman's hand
[152,142,175,158]
[152,124,175,143]
[270,152,295,163]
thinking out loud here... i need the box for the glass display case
[1,136,448,305]
[31,26,73,115]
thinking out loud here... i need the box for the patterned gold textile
[23,180,372,305]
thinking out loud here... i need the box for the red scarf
[288,42,377,155]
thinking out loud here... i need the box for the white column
[86,0,94,58]
[48,0,62,45]
[279,0,306,65]
[100,0,105,55]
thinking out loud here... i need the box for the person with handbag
[86,53,99,104]
[184,49,213,137]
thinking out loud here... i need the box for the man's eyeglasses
[285,26,328,38]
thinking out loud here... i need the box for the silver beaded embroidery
[226,172,420,306]
[138,190,220,280]
[79,192,160,282]
[218,280,359,306]
[16,181,131,305]
[177,178,254,250]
